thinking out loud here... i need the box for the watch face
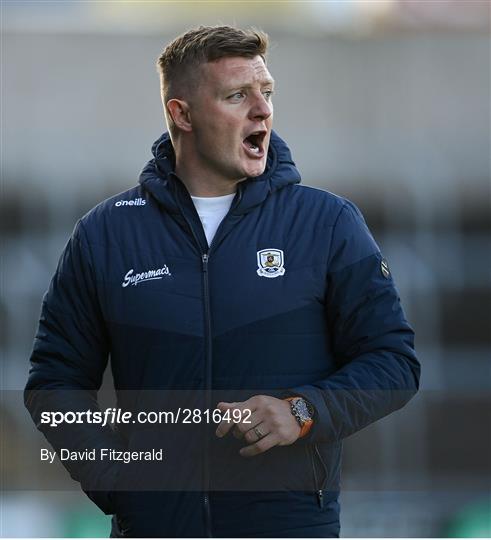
[292,399,311,422]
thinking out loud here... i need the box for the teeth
[249,142,259,152]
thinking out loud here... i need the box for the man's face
[188,55,274,183]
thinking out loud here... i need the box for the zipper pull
[317,489,324,508]
[202,253,209,272]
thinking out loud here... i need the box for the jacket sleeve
[288,201,420,444]
[24,220,126,514]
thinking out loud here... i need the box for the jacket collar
[139,130,301,216]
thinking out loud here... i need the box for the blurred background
[1,0,490,537]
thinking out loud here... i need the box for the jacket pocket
[309,443,329,508]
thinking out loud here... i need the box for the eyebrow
[224,79,275,91]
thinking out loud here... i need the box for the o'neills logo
[115,198,146,207]
[122,266,171,287]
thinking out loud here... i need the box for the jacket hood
[139,130,301,215]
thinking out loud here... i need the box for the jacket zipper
[170,192,212,537]
[200,187,244,536]
[200,188,244,537]
[202,252,212,537]
[310,444,324,508]
[174,183,243,537]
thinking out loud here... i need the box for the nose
[249,92,273,120]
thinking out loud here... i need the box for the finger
[217,400,257,411]
[216,401,237,410]
[231,411,261,439]
[239,433,278,458]
[243,423,269,444]
[215,402,239,438]
[215,401,257,438]
[216,401,254,438]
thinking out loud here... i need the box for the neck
[173,141,241,197]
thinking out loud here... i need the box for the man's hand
[215,395,301,457]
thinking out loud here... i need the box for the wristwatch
[285,396,314,438]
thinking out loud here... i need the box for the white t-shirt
[190,193,235,246]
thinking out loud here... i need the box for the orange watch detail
[285,396,314,438]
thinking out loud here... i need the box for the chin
[243,162,267,179]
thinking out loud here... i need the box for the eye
[263,89,274,100]
[228,92,245,100]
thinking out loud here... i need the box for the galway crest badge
[256,249,286,278]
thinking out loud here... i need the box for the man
[25,25,420,537]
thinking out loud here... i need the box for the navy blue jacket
[25,131,420,537]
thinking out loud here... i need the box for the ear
[166,98,192,132]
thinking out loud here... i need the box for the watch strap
[285,396,314,438]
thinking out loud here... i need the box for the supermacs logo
[115,198,146,207]
[122,266,172,287]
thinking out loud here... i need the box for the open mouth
[242,131,267,158]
